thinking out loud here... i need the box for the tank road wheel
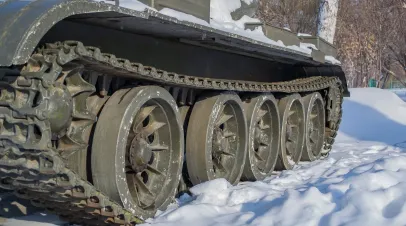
[275,94,305,170]
[241,95,280,181]
[302,92,325,161]
[91,86,184,219]
[186,92,247,185]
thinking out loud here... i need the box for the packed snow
[325,55,342,65]
[3,87,406,226]
[298,33,313,37]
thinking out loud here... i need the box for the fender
[0,0,349,95]
[0,0,148,67]
[0,0,321,67]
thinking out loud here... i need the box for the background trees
[257,0,406,88]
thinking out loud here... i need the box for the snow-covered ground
[390,89,406,102]
[3,87,406,226]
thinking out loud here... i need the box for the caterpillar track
[0,41,343,225]
[0,0,348,225]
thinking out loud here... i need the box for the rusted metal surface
[0,40,344,225]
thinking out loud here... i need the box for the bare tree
[333,0,405,87]
[258,0,406,88]
[257,0,319,34]
[387,4,406,76]
[317,0,339,43]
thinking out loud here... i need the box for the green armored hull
[0,0,347,225]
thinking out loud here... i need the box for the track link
[0,41,343,225]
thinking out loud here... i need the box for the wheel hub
[186,94,247,185]
[129,137,153,172]
[46,85,73,135]
[92,86,184,218]
[302,93,326,161]
[214,128,230,152]
[275,94,305,171]
[254,127,269,147]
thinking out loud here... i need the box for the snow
[141,88,406,226]
[158,0,311,54]
[4,88,406,226]
[300,42,319,51]
[2,213,63,226]
[338,88,406,145]
[241,0,255,4]
[94,0,155,11]
[390,89,406,102]
[210,0,243,21]
[298,33,313,37]
[93,0,342,58]
[326,55,341,65]
[159,8,209,26]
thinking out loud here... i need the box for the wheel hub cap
[46,85,73,135]
[213,128,231,153]
[129,137,153,173]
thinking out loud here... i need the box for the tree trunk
[317,0,339,43]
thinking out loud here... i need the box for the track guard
[0,0,147,67]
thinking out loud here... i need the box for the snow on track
[4,88,406,226]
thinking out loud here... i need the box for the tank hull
[0,0,347,225]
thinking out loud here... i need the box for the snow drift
[338,88,406,145]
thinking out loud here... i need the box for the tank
[0,0,349,225]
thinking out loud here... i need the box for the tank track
[0,41,343,225]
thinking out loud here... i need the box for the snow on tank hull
[0,0,348,225]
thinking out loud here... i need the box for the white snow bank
[338,88,406,145]
[3,213,64,226]
[390,88,406,102]
[145,143,406,226]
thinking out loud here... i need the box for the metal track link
[323,85,343,154]
[0,40,343,225]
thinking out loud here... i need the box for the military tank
[0,0,349,225]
